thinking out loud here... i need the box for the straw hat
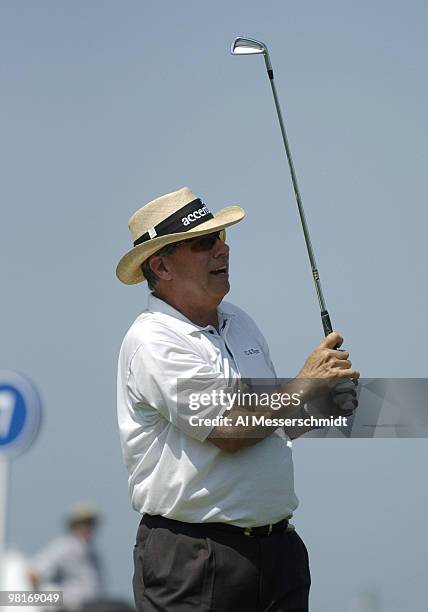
[116,186,245,285]
[67,503,100,527]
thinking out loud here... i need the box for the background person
[29,504,105,611]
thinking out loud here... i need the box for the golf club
[231,36,334,337]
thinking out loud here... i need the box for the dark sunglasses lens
[189,231,221,252]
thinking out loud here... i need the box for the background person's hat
[67,503,100,528]
[116,186,245,285]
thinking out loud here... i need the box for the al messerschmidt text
[189,415,349,428]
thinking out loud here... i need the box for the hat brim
[116,205,245,285]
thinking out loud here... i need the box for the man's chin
[207,280,230,306]
[216,278,230,299]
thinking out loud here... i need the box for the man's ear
[149,255,173,281]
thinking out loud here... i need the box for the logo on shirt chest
[244,348,261,356]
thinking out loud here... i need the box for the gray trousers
[133,515,311,612]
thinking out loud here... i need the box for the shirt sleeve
[31,539,68,583]
[127,325,234,441]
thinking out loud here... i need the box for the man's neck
[153,292,220,330]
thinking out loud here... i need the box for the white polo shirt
[117,294,298,527]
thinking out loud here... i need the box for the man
[30,504,105,610]
[116,187,359,612]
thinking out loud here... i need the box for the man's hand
[209,332,359,451]
[332,380,359,414]
[304,379,359,419]
[296,332,359,401]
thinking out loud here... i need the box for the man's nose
[213,236,229,256]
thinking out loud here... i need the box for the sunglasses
[168,231,222,253]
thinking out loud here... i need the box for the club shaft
[264,56,332,333]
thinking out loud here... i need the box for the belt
[142,514,290,538]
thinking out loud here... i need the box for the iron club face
[231,36,273,72]
[230,36,267,55]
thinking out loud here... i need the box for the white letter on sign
[0,391,16,438]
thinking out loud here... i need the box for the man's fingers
[336,398,358,413]
[333,384,359,414]
[333,359,352,370]
[321,332,343,350]
[333,392,356,405]
[335,380,358,393]
[335,368,360,380]
[333,350,350,360]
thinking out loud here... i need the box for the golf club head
[230,36,267,56]
[230,36,272,73]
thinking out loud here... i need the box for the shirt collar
[147,293,234,335]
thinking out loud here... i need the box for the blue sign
[0,371,42,457]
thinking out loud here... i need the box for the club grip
[321,310,333,337]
